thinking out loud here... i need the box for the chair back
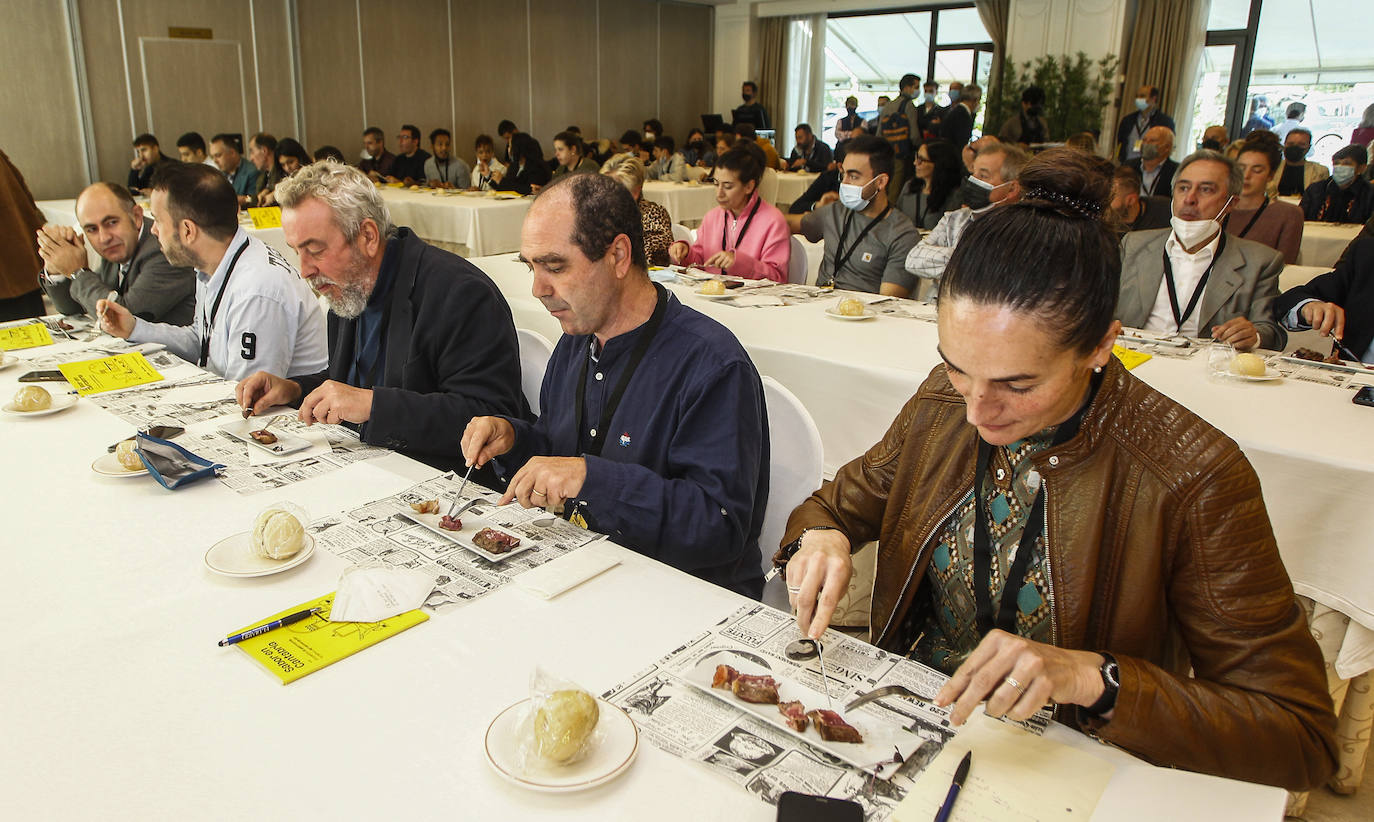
[787,235,807,284]
[670,223,693,244]
[515,328,555,414]
[757,376,824,576]
[759,167,781,205]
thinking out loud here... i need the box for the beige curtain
[976,0,1010,118]
[1122,0,1207,138]
[758,17,788,135]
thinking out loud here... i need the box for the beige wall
[3,0,713,201]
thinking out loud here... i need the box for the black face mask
[1284,144,1308,164]
[959,177,992,210]
[1027,105,1043,118]
[1201,138,1223,151]
[846,107,856,115]
[742,94,752,104]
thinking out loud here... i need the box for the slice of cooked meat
[807,709,863,743]
[712,664,739,689]
[438,515,462,531]
[732,674,780,704]
[472,527,520,554]
[779,700,809,732]
[249,430,278,444]
[410,499,440,515]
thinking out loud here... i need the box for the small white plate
[1225,367,1282,382]
[695,290,735,300]
[824,308,876,321]
[217,417,313,456]
[0,353,18,371]
[484,697,638,793]
[204,531,316,577]
[91,451,148,478]
[2,392,79,417]
[400,508,534,563]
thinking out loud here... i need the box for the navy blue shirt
[500,289,769,598]
[347,236,401,390]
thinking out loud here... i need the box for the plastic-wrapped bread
[534,689,600,764]
[115,439,143,471]
[251,508,305,559]
[13,385,52,411]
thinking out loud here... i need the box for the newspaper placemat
[308,476,604,610]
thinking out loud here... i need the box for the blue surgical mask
[924,93,935,104]
[1135,98,1149,112]
[1333,165,1357,185]
[949,90,961,103]
[839,181,873,211]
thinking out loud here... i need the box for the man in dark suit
[1126,126,1178,198]
[1115,84,1176,162]
[1106,165,1172,234]
[1116,150,1285,351]
[1275,235,1374,362]
[35,182,195,325]
[940,83,981,151]
[236,161,527,476]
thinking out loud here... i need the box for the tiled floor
[1293,769,1372,822]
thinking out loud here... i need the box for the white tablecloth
[376,188,531,256]
[1300,222,1361,268]
[1280,263,1330,293]
[472,255,1374,673]
[0,340,1284,820]
[775,171,820,209]
[641,181,719,226]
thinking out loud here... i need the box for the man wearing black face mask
[998,86,1049,145]
[733,81,770,130]
[1127,126,1178,198]
[835,96,864,145]
[1272,129,1329,197]
[1199,125,1229,152]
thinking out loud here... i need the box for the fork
[844,684,934,712]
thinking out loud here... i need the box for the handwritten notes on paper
[58,352,163,395]
[0,323,54,351]
[246,206,282,229]
[1112,345,1152,371]
[894,712,1115,822]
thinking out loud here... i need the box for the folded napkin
[329,563,436,622]
[514,541,621,599]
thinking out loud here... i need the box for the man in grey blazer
[1116,149,1286,351]
[35,182,195,325]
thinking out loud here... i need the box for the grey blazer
[1116,227,1287,351]
[43,221,195,325]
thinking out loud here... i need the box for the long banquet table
[1299,221,1361,268]
[376,186,531,256]
[0,326,1289,819]
[641,180,719,225]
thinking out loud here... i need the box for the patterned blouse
[639,197,673,267]
[905,429,1056,673]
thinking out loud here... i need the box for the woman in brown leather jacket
[780,148,1337,791]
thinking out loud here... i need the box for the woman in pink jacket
[668,147,791,282]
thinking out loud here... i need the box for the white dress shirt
[1144,230,1222,337]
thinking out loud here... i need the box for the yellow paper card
[232,593,429,684]
[1112,344,1152,371]
[57,352,163,395]
[246,206,282,229]
[0,322,54,350]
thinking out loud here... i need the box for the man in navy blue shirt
[461,172,770,598]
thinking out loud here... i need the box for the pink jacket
[684,193,791,282]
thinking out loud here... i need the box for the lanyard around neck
[720,196,762,257]
[573,284,668,458]
[828,204,891,284]
[198,239,250,368]
[1162,232,1226,333]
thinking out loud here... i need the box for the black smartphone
[724,280,746,289]
[776,792,864,822]
[18,370,68,383]
[1354,386,1374,407]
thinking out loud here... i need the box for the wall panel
[449,0,530,163]
[296,0,364,161]
[598,0,659,142]
[659,2,713,143]
[140,39,250,151]
[251,0,298,139]
[527,0,599,153]
[1,0,85,200]
[359,0,453,153]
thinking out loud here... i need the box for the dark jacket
[1115,108,1176,162]
[788,170,841,214]
[294,229,528,474]
[1127,157,1179,198]
[493,160,551,196]
[940,103,975,150]
[1124,195,1173,233]
[1300,175,1374,224]
[390,149,431,184]
[42,220,195,324]
[1276,235,1374,360]
[783,357,1337,791]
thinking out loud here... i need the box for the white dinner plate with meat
[680,648,925,778]
[484,697,638,793]
[400,505,533,563]
[217,417,313,456]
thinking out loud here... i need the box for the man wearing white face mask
[1116,150,1286,351]
[905,142,1028,287]
[791,136,919,296]
[1115,84,1176,163]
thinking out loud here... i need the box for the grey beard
[325,285,370,319]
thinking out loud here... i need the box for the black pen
[218,606,322,647]
[933,750,972,822]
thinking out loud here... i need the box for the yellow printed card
[246,206,282,229]
[58,352,163,395]
[0,322,54,350]
[1112,344,1153,371]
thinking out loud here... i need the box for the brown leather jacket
[783,357,1337,791]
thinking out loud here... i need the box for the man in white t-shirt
[98,162,328,381]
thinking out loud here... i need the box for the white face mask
[1170,196,1233,249]
[1135,98,1149,111]
[839,180,874,211]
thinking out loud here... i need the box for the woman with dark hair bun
[780,149,1336,791]
[667,147,791,282]
[491,132,551,195]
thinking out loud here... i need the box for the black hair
[1237,137,1281,174]
[313,145,344,162]
[175,132,205,153]
[1285,102,1306,119]
[475,134,495,150]
[429,128,451,143]
[1021,86,1045,106]
[508,132,541,165]
[842,135,894,178]
[921,139,964,214]
[149,162,239,242]
[250,133,278,154]
[210,133,243,154]
[687,128,704,141]
[400,124,420,140]
[1287,127,1313,144]
[538,172,646,270]
[497,120,518,137]
[554,131,583,158]
[655,135,676,153]
[742,81,758,94]
[636,141,656,155]
[565,125,581,134]
[275,138,311,168]
[795,123,814,136]
[716,146,764,187]
[900,73,920,90]
[734,123,758,140]
[643,119,663,134]
[619,129,642,146]
[133,133,159,148]
[362,126,384,140]
[940,147,1117,355]
[1335,144,1369,166]
[1111,163,1143,193]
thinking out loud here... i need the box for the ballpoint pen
[218,606,322,647]
[933,751,972,822]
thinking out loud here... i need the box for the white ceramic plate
[824,308,876,321]
[400,507,534,563]
[203,531,316,577]
[2,392,79,417]
[0,353,18,371]
[1225,366,1283,382]
[91,451,147,478]
[484,697,638,793]
[694,290,735,300]
[217,417,313,456]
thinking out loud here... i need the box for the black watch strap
[779,526,838,564]
[1086,653,1120,715]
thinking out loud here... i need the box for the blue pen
[933,750,972,822]
[218,606,322,647]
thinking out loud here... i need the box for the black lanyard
[1162,232,1225,333]
[720,197,762,257]
[198,240,250,367]
[573,285,668,457]
[1142,166,1165,197]
[828,204,891,284]
[971,376,1097,635]
[1231,198,1268,238]
[434,158,450,184]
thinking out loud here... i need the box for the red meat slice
[807,709,863,743]
[472,527,520,554]
[779,700,809,732]
[438,515,462,532]
[732,674,780,704]
[712,664,739,689]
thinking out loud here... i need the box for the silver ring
[786,585,802,594]
[1003,676,1026,694]
[532,489,547,498]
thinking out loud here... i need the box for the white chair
[670,223,693,244]
[516,328,555,415]
[759,167,781,206]
[757,376,824,581]
[786,235,807,284]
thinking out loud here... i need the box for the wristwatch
[1085,653,1120,715]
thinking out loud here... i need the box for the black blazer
[1275,235,1374,359]
[493,159,551,195]
[294,229,529,474]
[1115,109,1176,162]
[940,104,974,151]
[1127,157,1179,198]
